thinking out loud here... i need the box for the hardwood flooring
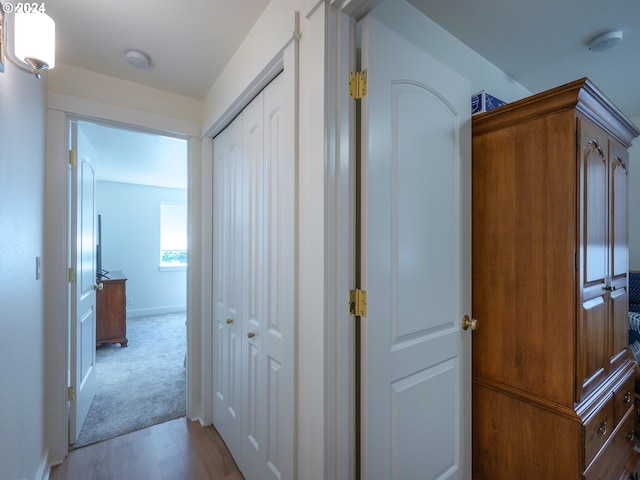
[50,417,243,480]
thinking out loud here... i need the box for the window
[160,202,187,267]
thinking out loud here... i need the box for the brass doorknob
[247,332,256,339]
[462,315,478,331]
[93,282,104,291]
[226,318,233,324]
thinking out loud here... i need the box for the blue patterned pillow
[629,271,640,309]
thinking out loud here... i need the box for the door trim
[45,105,199,464]
[319,2,380,479]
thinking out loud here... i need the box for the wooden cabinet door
[609,139,630,369]
[578,118,610,401]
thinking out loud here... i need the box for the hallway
[51,418,243,480]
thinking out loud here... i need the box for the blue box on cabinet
[472,91,506,115]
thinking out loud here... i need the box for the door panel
[69,121,98,444]
[609,140,629,368]
[360,15,471,480]
[578,119,610,400]
[240,88,265,480]
[213,114,244,459]
[610,147,629,279]
[260,73,292,480]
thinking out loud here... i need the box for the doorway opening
[68,118,189,448]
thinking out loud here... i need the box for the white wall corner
[202,0,299,134]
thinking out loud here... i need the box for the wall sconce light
[0,4,55,78]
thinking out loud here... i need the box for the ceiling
[78,121,188,190]
[47,0,640,188]
[408,0,640,118]
[46,0,270,100]
[45,0,640,116]
[47,0,270,188]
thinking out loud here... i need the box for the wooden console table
[96,271,128,347]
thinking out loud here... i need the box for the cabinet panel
[580,120,608,286]
[472,111,577,406]
[579,293,608,399]
[472,382,580,479]
[610,142,629,279]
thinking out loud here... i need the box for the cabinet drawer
[584,398,614,467]
[613,372,634,426]
[584,407,635,480]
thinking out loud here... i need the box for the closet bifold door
[212,72,293,480]
[212,114,244,461]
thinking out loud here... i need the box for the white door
[212,73,294,480]
[240,73,293,480]
[213,113,244,459]
[239,83,266,480]
[68,120,98,444]
[360,15,472,480]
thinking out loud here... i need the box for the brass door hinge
[68,268,76,283]
[69,150,77,166]
[349,70,367,99]
[349,288,367,317]
[68,386,76,401]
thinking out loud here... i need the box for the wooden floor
[50,417,244,480]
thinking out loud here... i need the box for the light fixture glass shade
[588,30,623,52]
[14,12,55,70]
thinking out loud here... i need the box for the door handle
[462,315,478,331]
[247,332,256,339]
[93,282,104,291]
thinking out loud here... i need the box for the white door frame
[45,102,201,464]
[312,2,380,478]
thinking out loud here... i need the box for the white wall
[202,0,298,135]
[371,0,532,103]
[629,114,640,270]
[97,181,187,316]
[0,65,48,478]
[49,63,203,126]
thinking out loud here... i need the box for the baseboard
[38,447,52,480]
[126,306,186,318]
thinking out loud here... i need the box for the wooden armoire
[472,78,640,479]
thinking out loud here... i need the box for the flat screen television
[96,214,109,279]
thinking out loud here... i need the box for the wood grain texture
[50,418,243,480]
[96,271,128,347]
[471,78,639,480]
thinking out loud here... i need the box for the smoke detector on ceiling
[588,30,623,52]
[125,49,152,69]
